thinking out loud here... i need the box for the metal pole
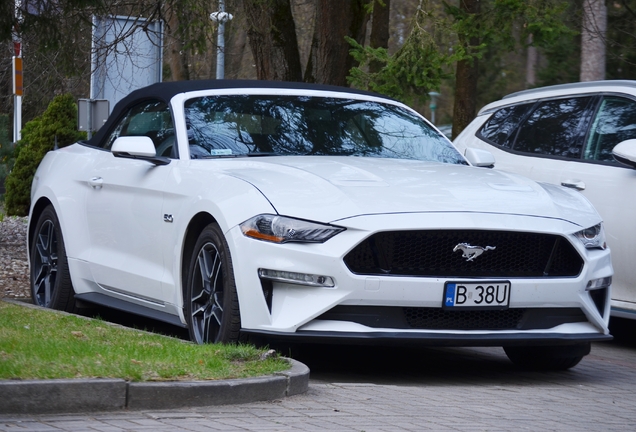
[210,1,233,80]
[216,0,225,79]
[13,95,21,143]
[13,1,23,143]
[87,99,93,140]
[428,91,440,126]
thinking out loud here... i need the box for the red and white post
[12,39,23,143]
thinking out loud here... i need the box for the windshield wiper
[197,152,281,159]
[245,152,280,157]
[197,154,241,159]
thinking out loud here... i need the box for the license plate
[443,281,511,309]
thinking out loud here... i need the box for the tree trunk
[451,0,480,140]
[305,0,369,85]
[580,0,606,81]
[163,3,189,81]
[224,12,251,79]
[369,0,391,74]
[242,0,303,81]
[526,34,537,87]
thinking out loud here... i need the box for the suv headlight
[240,214,345,244]
[574,223,607,249]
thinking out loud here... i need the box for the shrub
[0,114,11,197]
[4,94,85,216]
[0,114,9,145]
[0,143,16,198]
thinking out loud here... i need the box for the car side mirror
[111,136,171,166]
[612,139,636,169]
[464,147,495,168]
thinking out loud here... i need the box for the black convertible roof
[118,79,380,105]
[87,79,385,147]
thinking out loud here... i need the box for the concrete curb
[0,358,309,414]
[0,299,310,414]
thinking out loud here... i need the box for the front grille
[343,230,583,278]
[317,306,588,331]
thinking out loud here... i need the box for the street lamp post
[210,0,233,79]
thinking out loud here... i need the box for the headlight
[240,214,345,243]
[574,223,607,249]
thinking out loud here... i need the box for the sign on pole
[78,99,110,139]
[12,57,23,96]
[12,37,22,143]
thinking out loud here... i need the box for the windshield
[183,95,467,164]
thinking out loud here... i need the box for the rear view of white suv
[454,80,636,320]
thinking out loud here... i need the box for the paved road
[2,320,636,431]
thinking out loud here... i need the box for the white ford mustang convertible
[29,80,613,370]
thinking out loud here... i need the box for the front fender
[29,146,93,263]
[161,163,277,313]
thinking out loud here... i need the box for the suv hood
[221,156,599,228]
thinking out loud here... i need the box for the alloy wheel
[32,220,58,307]
[190,241,225,343]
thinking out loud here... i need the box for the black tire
[30,205,77,312]
[185,223,241,344]
[504,343,590,371]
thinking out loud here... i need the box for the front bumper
[241,328,612,347]
[226,212,613,345]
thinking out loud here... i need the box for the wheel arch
[28,197,54,255]
[180,212,218,307]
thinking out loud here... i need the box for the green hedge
[4,94,86,216]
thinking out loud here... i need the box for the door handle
[89,177,104,189]
[561,179,585,191]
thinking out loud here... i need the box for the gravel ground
[0,216,30,300]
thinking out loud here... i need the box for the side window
[104,101,177,158]
[477,103,533,148]
[512,97,595,159]
[584,96,636,162]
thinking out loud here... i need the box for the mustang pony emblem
[453,243,496,261]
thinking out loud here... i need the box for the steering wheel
[156,136,176,158]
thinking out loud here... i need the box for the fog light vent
[589,288,608,316]
[586,277,611,316]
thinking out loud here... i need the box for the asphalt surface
[2,317,636,431]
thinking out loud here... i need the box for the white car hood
[221,156,599,228]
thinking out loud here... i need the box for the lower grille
[317,306,587,331]
[404,307,523,330]
[343,230,583,278]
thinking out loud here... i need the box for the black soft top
[87,79,386,147]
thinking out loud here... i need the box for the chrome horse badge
[453,243,496,261]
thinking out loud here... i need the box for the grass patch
[0,301,289,381]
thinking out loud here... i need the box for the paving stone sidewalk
[2,342,635,431]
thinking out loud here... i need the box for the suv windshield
[184,95,466,164]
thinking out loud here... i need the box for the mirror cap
[464,147,495,168]
[613,139,636,169]
[111,136,156,157]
